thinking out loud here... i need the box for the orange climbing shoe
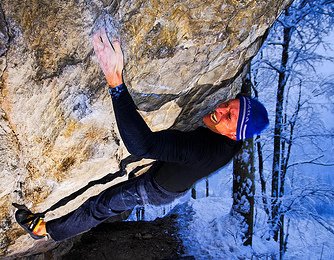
[13,203,46,240]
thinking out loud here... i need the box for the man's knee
[142,174,184,206]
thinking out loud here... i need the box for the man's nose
[230,107,239,117]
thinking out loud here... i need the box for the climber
[14,28,269,241]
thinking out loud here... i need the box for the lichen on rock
[0,0,291,257]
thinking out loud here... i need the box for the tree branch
[287,155,334,169]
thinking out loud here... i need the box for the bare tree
[251,0,334,258]
[232,70,255,246]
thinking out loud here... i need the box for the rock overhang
[0,0,291,257]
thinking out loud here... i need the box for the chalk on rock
[92,11,120,42]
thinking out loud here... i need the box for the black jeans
[47,173,184,241]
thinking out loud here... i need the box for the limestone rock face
[0,0,290,257]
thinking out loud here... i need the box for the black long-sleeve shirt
[111,84,242,192]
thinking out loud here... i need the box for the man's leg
[46,173,183,241]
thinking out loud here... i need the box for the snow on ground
[175,197,275,259]
[174,196,334,259]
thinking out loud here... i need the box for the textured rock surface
[0,0,290,257]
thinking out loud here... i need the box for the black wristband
[108,83,125,98]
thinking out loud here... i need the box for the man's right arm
[110,82,196,164]
[92,28,225,165]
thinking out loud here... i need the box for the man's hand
[93,28,124,88]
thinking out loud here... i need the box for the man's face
[203,98,240,140]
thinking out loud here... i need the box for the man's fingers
[92,28,121,56]
[111,40,122,55]
[92,30,105,52]
[100,28,114,51]
[92,29,102,42]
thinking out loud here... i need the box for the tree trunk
[233,138,255,246]
[279,214,285,260]
[136,206,145,221]
[271,8,292,241]
[206,178,209,197]
[191,186,197,199]
[232,72,255,246]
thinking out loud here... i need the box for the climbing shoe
[13,203,46,240]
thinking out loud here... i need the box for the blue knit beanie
[236,94,269,140]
